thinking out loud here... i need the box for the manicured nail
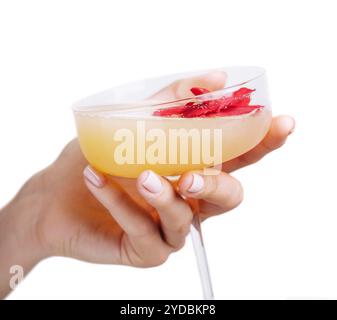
[141,170,163,194]
[83,166,106,188]
[188,174,204,193]
[283,117,295,135]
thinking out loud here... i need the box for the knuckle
[127,247,170,268]
[157,252,170,265]
[147,183,174,208]
[155,195,171,208]
[205,174,244,211]
[131,223,157,238]
[174,222,191,236]
[171,237,186,251]
[148,251,170,267]
[203,175,219,197]
[156,189,176,208]
[165,215,191,236]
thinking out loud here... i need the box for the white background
[0,0,336,299]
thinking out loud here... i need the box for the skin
[0,74,295,298]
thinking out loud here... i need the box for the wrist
[2,196,46,258]
[0,171,49,297]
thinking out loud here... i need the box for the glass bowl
[73,66,272,178]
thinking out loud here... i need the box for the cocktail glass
[73,66,272,299]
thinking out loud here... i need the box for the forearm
[0,176,47,299]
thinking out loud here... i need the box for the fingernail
[283,117,295,135]
[188,174,204,193]
[83,166,106,188]
[141,170,163,194]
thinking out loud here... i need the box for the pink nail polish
[83,166,105,188]
[141,170,163,194]
[188,174,204,193]
[288,120,295,134]
[282,117,295,135]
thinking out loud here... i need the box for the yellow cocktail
[74,107,271,178]
[74,67,271,177]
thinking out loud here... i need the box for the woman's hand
[33,111,295,266]
[0,73,295,298]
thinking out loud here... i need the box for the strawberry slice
[232,87,255,98]
[153,105,188,117]
[183,108,212,118]
[153,87,263,118]
[199,99,224,112]
[230,88,255,107]
[213,96,236,111]
[190,87,210,95]
[210,105,263,117]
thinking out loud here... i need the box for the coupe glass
[73,66,272,299]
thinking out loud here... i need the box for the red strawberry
[211,105,263,117]
[215,96,236,110]
[153,105,188,117]
[190,87,210,95]
[181,102,212,118]
[231,88,255,107]
[233,96,251,107]
[232,87,255,98]
[201,99,225,112]
[183,107,212,118]
[153,87,262,118]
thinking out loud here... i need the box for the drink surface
[75,107,272,178]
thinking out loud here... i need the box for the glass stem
[190,214,214,300]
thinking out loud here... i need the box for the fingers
[150,71,227,101]
[83,165,171,266]
[84,166,156,237]
[173,71,227,99]
[137,170,193,250]
[222,115,296,173]
[178,171,243,219]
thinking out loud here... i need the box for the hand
[36,72,295,265]
[0,73,295,298]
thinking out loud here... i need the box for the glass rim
[72,66,266,112]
